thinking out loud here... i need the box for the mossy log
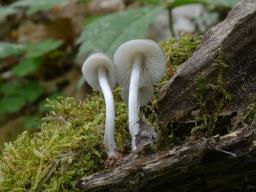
[159,0,256,121]
[77,0,256,191]
[77,127,256,192]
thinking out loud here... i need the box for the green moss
[191,52,231,137]
[0,91,128,191]
[232,96,256,130]
[160,34,202,82]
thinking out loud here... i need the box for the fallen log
[77,127,256,192]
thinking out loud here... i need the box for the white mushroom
[114,39,165,151]
[82,53,116,157]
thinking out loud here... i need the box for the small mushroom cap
[114,39,165,87]
[82,53,116,91]
[121,85,154,107]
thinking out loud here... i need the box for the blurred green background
[0,0,237,145]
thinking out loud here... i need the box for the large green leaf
[11,0,68,15]
[77,7,163,56]
[168,0,238,8]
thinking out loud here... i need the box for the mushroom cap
[82,53,116,91]
[114,39,165,87]
[121,85,154,107]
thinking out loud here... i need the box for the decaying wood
[77,127,256,192]
[77,1,256,191]
[159,0,256,122]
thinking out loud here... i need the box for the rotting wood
[76,127,256,192]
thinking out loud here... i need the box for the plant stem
[129,55,142,151]
[98,66,116,157]
[167,7,175,38]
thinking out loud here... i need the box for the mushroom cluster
[82,39,165,157]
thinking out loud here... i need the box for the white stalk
[98,66,116,157]
[128,55,142,151]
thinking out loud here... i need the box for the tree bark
[158,0,256,122]
[77,0,256,191]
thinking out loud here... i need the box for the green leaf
[0,6,17,18]
[12,58,42,77]
[0,42,26,59]
[168,0,238,8]
[0,40,62,59]
[26,39,63,58]
[0,96,26,113]
[77,7,163,56]
[0,80,22,96]
[11,0,68,15]
[21,81,43,102]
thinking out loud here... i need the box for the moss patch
[191,53,231,137]
[0,91,128,191]
[160,34,202,81]
[232,96,256,130]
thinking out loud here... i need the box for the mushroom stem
[129,55,142,151]
[98,66,116,157]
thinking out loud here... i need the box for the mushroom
[114,39,165,151]
[82,53,116,157]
